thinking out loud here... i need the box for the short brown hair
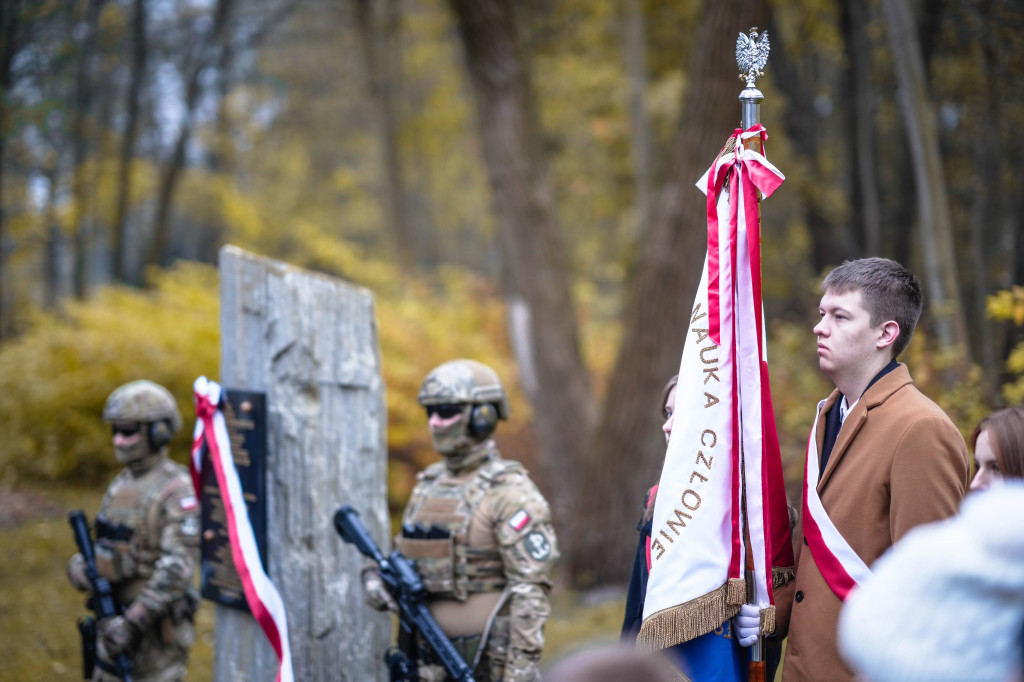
[970,405,1024,480]
[822,257,923,359]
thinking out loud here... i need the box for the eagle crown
[736,27,770,88]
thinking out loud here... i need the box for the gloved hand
[67,553,91,592]
[98,615,142,657]
[362,568,398,612]
[733,603,761,647]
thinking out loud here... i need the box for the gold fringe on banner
[772,566,795,589]
[759,604,776,636]
[635,579,745,651]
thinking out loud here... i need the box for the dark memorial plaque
[199,388,268,611]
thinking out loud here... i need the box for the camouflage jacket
[400,443,558,681]
[95,454,200,623]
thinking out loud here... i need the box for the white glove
[362,569,398,612]
[733,603,761,647]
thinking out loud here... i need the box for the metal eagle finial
[736,27,770,88]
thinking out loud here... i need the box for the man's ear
[876,320,900,351]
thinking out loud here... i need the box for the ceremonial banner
[191,376,294,682]
[638,126,794,653]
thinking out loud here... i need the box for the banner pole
[736,25,770,682]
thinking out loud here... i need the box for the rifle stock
[334,505,476,682]
[68,510,134,682]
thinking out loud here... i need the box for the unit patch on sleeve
[524,530,551,561]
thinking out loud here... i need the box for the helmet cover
[103,380,183,433]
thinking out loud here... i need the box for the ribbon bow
[705,124,785,347]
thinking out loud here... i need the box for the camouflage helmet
[103,380,183,433]
[417,359,510,420]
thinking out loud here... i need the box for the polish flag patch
[509,509,531,531]
[180,495,199,511]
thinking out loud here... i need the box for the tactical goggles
[425,404,463,419]
[111,424,141,437]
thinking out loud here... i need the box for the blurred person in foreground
[621,375,788,681]
[838,479,1024,682]
[837,405,1024,682]
[780,258,970,681]
[545,645,684,682]
[67,380,200,682]
[360,359,559,681]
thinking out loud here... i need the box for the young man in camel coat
[781,258,970,682]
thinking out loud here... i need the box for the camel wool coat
[782,364,970,682]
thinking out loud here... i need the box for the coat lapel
[815,364,914,492]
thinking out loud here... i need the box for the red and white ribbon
[191,376,294,682]
[705,124,785,348]
[800,401,872,601]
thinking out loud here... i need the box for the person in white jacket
[838,478,1024,682]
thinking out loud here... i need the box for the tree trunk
[69,0,106,299]
[769,12,859,272]
[146,0,234,270]
[571,0,770,586]
[844,0,882,256]
[355,0,416,271]
[112,0,148,284]
[623,0,653,241]
[43,166,62,310]
[447,0,595,526]
[880,0,970,368]
[0,0,21,337]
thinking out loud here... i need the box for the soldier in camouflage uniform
[362,360,559,681]
[67,380,200,682]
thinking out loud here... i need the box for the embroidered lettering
[666,508,692,534]
[697,451,714,470]
[681,489,702,510]
[701,429,718,447]
[704,392,720,408]
[652,539,666,561]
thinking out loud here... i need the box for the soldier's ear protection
[147,419,173,451]
[468,403,499,439]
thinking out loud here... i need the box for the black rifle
[334,505,476,682]
[69,510,134,682]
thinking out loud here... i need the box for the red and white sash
[800,400,872,601]
[191,376,294,682]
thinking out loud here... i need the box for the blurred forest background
[1,0,1024,676]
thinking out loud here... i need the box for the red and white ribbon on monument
[191,376,294,682]
[800,400,872,601]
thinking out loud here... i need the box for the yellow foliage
[0,247,526,520]
[987,286,1024,403]
[0,263,220,484]
[987,286,1024,326]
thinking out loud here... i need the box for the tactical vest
[94,459,183,601]
[398,456,522,601]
